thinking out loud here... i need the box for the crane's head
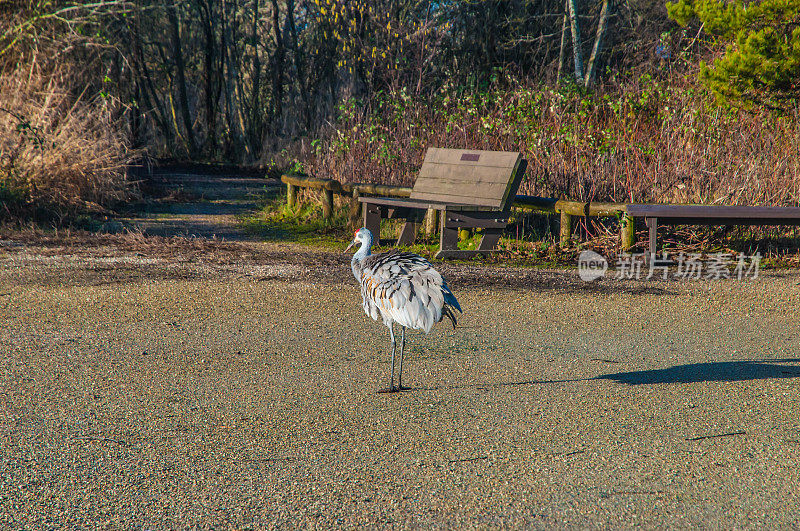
[344,227,373,253]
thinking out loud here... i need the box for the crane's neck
[352,236,372,262]
[350,233,372,279]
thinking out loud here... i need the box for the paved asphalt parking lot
[2,246,800,527]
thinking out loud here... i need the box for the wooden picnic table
[359,148,527,259]
[626,204,800,255]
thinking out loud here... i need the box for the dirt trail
[120,170,280,240]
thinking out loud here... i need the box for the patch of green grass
[240,198,578,266]
[239,197,351,246]
[455,229,481,251]
[239,196,800,271]
[391,239,439,260]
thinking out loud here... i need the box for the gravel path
[119,170,279,240]
[3,244,800,527]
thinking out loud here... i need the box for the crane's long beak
[344,239,357,253]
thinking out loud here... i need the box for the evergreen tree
[667,0,800,109]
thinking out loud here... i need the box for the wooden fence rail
[280,174,634,249]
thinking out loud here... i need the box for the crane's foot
[377,385,411,393]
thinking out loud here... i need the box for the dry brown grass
[0,61,136,220]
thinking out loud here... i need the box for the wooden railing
[282,173,413,232]
[280,174,634,249]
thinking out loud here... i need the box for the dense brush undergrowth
[3,58,800,246]
[305,72,800,207]
[0,63,135,221]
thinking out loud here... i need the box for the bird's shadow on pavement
[596,359,800,385]
[417,359,800,392]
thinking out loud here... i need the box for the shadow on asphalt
[597,359,800,385]
[416,359,800,392]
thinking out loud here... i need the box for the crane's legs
[397,327,406,390]
[379,324,397,393]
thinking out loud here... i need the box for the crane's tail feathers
[443,291,462,314]
[443,305,459,329]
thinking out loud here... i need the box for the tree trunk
[584,0,612,87]
[248,0,262,155]
[166,0,197,157]
[221,0,246,158]
[556,0,569,84]
[566,0,584,84]
[196,0,219,156]
[269,0,285,136]
[286,0,312,131]
[131,6,173,150]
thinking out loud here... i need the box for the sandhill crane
[345,227,462,392]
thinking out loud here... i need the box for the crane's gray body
[348,228,461,391]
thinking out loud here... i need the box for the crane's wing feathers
[359,250,461,333]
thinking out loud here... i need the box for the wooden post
[439,211,459,252]
[364,203,382,240]
[588,202,626,216]
[555,200,589,216]
[352,183,412,197]
[646,217,658,257]
[620,213,635,251]
[348,190,362,230]
[398,222,418,246]
[425,208,438,237]
[287,183,297,208]
[478,228,503,251]
[560,210,573,247]
[514,195,558,213]
[322,188,334,220]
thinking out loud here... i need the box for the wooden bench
[626,204,800,255]
[359,148,527,259]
